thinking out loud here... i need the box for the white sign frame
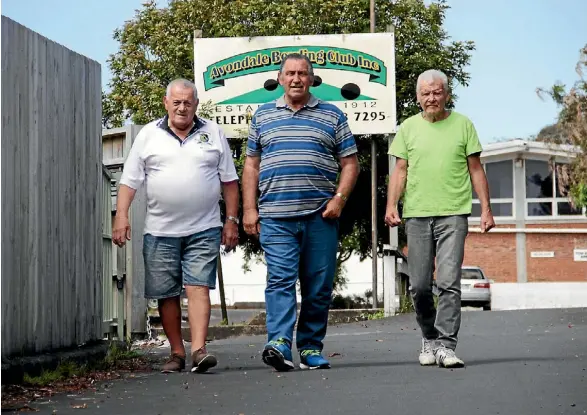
[193,33,396,137]
[530,251,555,258]
[574,249,587,262]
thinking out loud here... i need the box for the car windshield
[462,269,484,280]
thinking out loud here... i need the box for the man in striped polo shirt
[242,53,360,371]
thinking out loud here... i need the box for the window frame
[524,158,586,219]
[471,160,515,219]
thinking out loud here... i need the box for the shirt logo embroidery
[198,132,212,145]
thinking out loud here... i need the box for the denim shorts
[143,227,222,299]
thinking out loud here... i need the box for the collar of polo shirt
[276,93,320,109]
[157,114,206,143]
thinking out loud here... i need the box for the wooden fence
[1,16,103,358]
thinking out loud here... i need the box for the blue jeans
[260,211,339,352]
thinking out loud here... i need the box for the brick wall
[402,223,586,283]
[525,223,587,282]
[464,223,587,283]
[464,230,517,282]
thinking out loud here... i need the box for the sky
[2,0,586,144]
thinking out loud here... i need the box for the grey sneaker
[435,346,465,368]
[419,338,436,366]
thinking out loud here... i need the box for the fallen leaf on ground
[1,354,159,409]
[17,404,39,412]
[71,404,87,409]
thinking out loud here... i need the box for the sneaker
[299,349,330,370]
[262,338,294,372]
[419,338,436,366]
[161,353,186,373]
[435,346,465,368]
[191,347,217,373]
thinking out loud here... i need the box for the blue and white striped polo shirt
[246,94,358,218]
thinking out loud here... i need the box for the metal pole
[217,255,229,324]
[370,0,378,309]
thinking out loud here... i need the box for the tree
[103,0,475,289]
[537,44,587,212]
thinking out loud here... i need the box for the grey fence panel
[1,16,103,358]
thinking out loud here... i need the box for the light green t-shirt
[388,111,483,218]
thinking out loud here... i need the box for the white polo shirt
[119,116,239,237]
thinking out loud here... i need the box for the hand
[480,209,495,233]
[222,222,239,252]
[243,209,260,237]
[113,215,131,247]
[384,205,402,227]
[322,196,345,219]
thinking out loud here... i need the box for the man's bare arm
[387,158,408,209]
[336,154,360,198]
[242,157,260,211]
[116,185,137,218]
[242,156,261,235]
[221,180,239,218]
[113,185,137,246]
[468,154,495,232]
[467,155,490,212]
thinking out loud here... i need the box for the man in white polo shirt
[112,78,239,374]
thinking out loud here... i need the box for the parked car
[411,266,492,311]
[460,266,492,310]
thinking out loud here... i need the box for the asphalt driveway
[10,308,587,415]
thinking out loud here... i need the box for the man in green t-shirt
[385,69,495,368]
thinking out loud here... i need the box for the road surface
[11,308,587,414]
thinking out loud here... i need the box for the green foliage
[103,0,476,286]
[398,294,415,314]
[537,45,587,214]
[23,361,84,386]
[21,343,141,386]
[367,309,385,320]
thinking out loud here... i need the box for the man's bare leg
[159,296,186,372]
[185,285,217,372]
[159,296,185,356]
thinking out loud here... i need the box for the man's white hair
[416,69,449,93]
[166,78,198,101]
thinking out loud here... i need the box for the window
[525,160,585,217]
[471,160,514,218]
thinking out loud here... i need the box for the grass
[23,361,84,386]
[398,294,439,314]
[367,310,385,320]
[21,341,142,387]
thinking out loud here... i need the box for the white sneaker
[419,338,436,366]
[435,346,465,368]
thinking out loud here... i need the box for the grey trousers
[405,215,468,350]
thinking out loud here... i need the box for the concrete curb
[150,309,385,341]
[1,341,110,385]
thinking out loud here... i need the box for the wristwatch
[334,192,348,202]
[226,216,240,225]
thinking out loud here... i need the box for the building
[465,139,587,283]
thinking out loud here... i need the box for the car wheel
[482,304,491,311]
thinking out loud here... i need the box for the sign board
[193,33,396,137]
[530,251,555,258]
[574,249,587,262]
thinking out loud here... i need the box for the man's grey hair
[278,53,314,76]
[416,69,449,93]
[166,78,198,101]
